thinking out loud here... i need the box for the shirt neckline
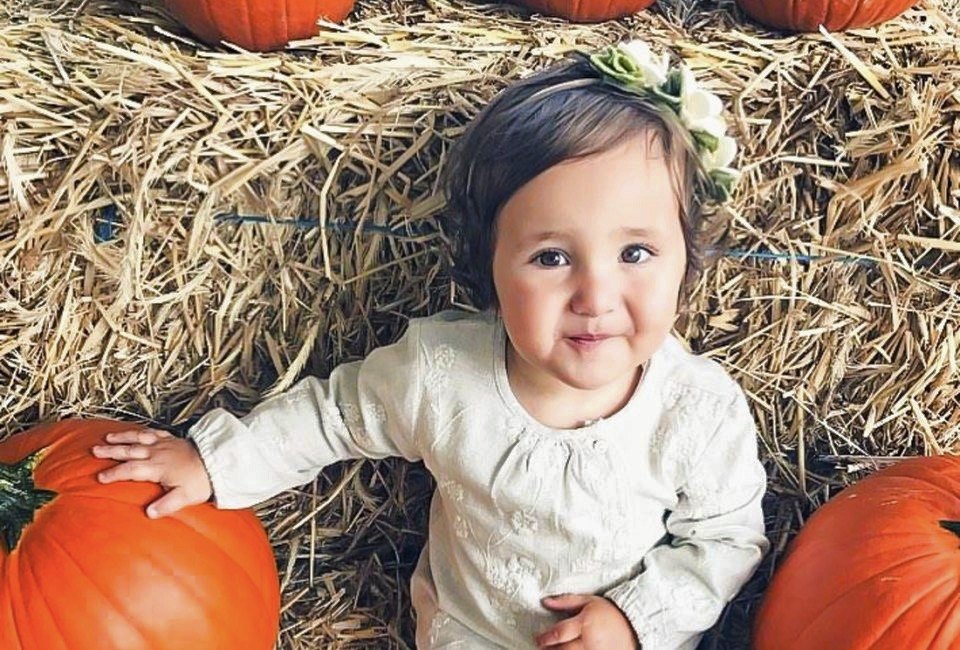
[490,314,661,438]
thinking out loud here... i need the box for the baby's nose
[570,269,618,316]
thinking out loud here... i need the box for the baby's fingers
[536,617,583,648]
[103,428,171,445]
[92,444,152,461]
[97,460,161,485]
[146,487,203,519]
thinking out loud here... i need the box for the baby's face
[491,133,686,398]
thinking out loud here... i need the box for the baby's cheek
[503,276,564,317]
[624,290,679,361]
[629,276,680,320]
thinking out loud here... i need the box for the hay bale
[2,0,959,647]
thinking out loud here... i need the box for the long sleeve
[605,388,769,650]
[188,322,423,509]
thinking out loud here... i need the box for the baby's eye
[533,250,569,267]
[620,244,652,264]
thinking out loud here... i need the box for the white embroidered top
[189,310,768,650]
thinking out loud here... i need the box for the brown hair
[442,55,711,310]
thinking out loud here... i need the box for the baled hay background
[2,0,960,646]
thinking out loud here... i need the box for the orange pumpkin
[736,0,918,31]
[514,0,656,22]
[164,0,355,51]
[754,455,960,649]
[0,419,280,649]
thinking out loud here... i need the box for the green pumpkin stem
[939,520,960,538]
[0,450,56,551]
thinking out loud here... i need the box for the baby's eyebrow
[619,226,657,239]
[519,230,568,247]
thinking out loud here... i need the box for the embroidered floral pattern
[437,480,471,538]
[576,451,615,496]
[424,344,457,393]
[654,381,728,486]
[340,402,372,447]
[434,344,456,370]
[570,555,605,574]
[510,510,538,536]
[453,514,470,539]
[321,403,347,436]
[685,467,762,520]
[684,471,724,518]
[651,418,682,484]
[486,555,543,597]
[428,612,452,646]
[440,479,465,503]
[341,403,361,428]
[488,594,520,629]
[362,402,387,425]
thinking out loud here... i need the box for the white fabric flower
[678,66,726,139]
[702,135,738,171]
[618,40,669,87]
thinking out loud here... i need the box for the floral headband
[585,40,739,204]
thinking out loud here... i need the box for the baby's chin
[553,362,645,394]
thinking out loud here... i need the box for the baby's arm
[604,388,769,650]
[94,322,423,513]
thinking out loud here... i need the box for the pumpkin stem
[939,520,960,538]
[0,450,56,551]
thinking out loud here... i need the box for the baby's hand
[91,428,213,519]
[536,594,639,649]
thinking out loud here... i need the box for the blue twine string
[720,248,876,266]
[214,213,436,237]
[94,204,119,243]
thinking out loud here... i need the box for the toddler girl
[93,40,768,650]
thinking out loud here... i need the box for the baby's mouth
[566,334,611,347]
